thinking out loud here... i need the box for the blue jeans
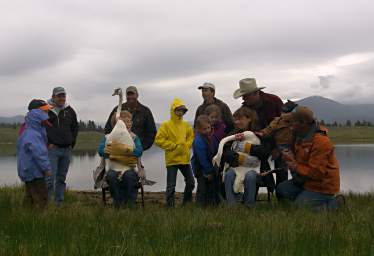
[166,165,195,207]
[276,179,338,210]
[46,147,71,204]
[106,169,139,208]
[224,169,259,208]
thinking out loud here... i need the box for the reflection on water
[1,145,374,193]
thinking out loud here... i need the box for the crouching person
[192,115,220,207]
[17,100,53,208]
[98,111,143,208]
[276,106,341,210]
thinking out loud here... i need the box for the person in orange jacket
[276,106,342,210]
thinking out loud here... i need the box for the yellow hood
[170,98,186,122]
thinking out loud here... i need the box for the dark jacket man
[104,86,157,151]
[46,101,78,148]
[194,82,234,133]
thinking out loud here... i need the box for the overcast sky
[1,0,373,122]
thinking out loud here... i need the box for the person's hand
[175,142,186,152]
[234,133,245,141]
[206,173,214,182]
[48,144,56,150]
[232,141,252,154]
[254,131,264,137]
[287,161,298,172]
[282,150,295,162]
[271,148,280,161]
[138,169,146,180]
[45,170,53,177]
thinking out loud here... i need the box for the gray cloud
[1,0,374,122]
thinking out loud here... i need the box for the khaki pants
[24,178,48,208]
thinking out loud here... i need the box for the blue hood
[17,109,51,182]
[25,109,49,130]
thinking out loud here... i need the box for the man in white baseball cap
[194,82,234,133]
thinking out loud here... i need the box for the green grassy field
[0,128,103,156]
[1,127,374,156]
[327,127,374,144]
[0,187,373,255]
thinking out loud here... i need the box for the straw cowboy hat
[233,78,265,99]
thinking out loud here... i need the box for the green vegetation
[328,127,374,144]
[0,187,373,255]
[0,128,103,156]
[1,127,374,156]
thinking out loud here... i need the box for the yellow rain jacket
[155,98,194,166]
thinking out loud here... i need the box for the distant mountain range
[1,96,374,125]
[0,115,24,124]
[296,96,374,124]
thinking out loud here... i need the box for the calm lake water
[1,144,374,193]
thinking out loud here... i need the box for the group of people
[16,77,342,210]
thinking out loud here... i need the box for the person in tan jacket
[276,106,342,210]
[256,100,298,147]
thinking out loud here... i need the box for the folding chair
[101,181,145,208]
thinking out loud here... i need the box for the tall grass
[0,187,373,255]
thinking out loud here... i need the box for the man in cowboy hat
[233,78,283,129]
[233,78,287,185]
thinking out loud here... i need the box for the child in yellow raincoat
[155,98,195,207]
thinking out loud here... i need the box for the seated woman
[222,107,275,208]
[98,110,143,208]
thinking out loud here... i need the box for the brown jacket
[294,126,340,195]
[260,113,293,145]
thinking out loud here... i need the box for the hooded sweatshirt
[155,98,194,166]
[46,99,79,148]
[17,109,52,182]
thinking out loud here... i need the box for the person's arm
[221,103,235,133]
[70,108,79,148]
[97,136,106,157]
[26,136,52,174]
[221,141,239,168]
[141,108,157,150]
[294,137,334,180]
[250,139,273,160]
[132,136,143,158]
[194,140,214,176]
[185,124,194,149]
[273,96,283,119]
[259,118,279,138]
[104,106,117,134]
[154,123,177,151]
[193,106,203,128]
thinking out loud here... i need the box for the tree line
[319,120,373,127]
[0,120,104,132]
[1,119,373,130]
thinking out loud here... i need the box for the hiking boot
[335,194,346,209]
